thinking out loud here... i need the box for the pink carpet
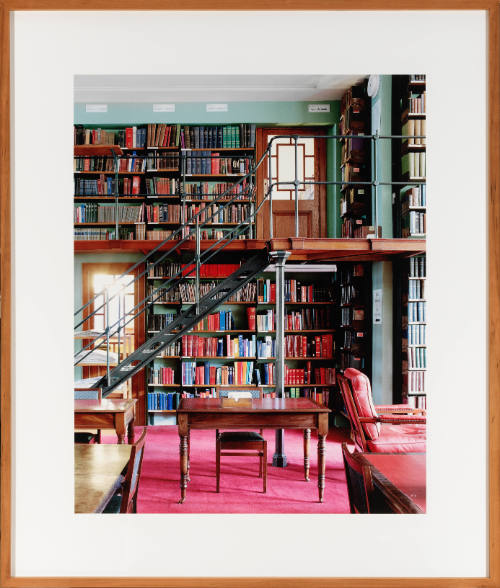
[111,426,351,513]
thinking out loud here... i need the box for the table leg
[116,415,126,444]
[187,427,191,483]
[127,420,135,445]
[317,434,326,503]
[303,428,311,482]
[179,434,188,504]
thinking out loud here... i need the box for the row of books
[402,118,426,146]
[285,335,334,358]
[183,180,252,199]
[406,370,425,394]
[407,346,427,369]
[185,154,252,176]
[341,136,366,164]
[73,204,143,223]
[181,334,256,358]
[287,388,330,406]
[149,367,175,385]
[147,392,180,410]
[340,307,365,327]
[406,324,426,345]
[181,389,217,399]
[401,185,426,207]
[257,336,274,359]
[285,365,336,385]
[340,283,363,306]
[342,329,366,348]
[256,309,275,332]
[181,361,255,386]
[74,156,115,173]
[256,279,334,303]
[74,126,148,148]
[402,210,426,236]
[74,228,115,240]
[148,313,176,331]
[284,308,333,330]
[339,350,366,371]
[192,310,235,332]
[182,124,256,149]
[337,263,365,283]
[407,394,426,409]
[149,281,256,304]
[147,124,180,148]
[186,203,251,225]
[407,94,426,115]
[143,204,181,223]
[143,229,173,240]
[402,152,426,179]
[148,261,239,278]
[408,301,426,323]
[75,176,140,196]
[156,341,182,357]
[409,75,426,83]
[342,162,368,185]
[408,276,425,300]
[146,178,177,196]
[147,153,179,170]
[409,256,426,277]
[341,219,380,239]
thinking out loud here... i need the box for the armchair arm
[376,404,426,416]
[378,414,426,425]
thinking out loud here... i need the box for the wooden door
[81,262,146,425]
[256,127,327,239]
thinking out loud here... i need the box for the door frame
[81,262,147,425]
[256,126,327,239]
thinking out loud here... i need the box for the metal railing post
[294,136,299,238]
[270,250,291,468]
[105,288,110,385]
[268,142,273,239]
[195,217,201,315]
[372,132,379,237]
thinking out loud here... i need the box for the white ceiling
[74,75,367,103]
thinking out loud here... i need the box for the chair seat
[74,432,97,444]
[219,431,264,442]
[366,423,426,453]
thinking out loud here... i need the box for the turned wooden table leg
[303,428,311,481]
[127,420,135,445]
[317,413,328,503]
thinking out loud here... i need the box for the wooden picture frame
[1,4,498,586]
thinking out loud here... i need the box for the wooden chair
[341,442,372,513]
[216,388,267,493]
[74,388,101,444]
[103,427,147,513]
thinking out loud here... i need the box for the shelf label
[373,289,383,324]
[85,104,108,113]
[153,104,175,112]
[206,104,228,112]
[308,104,330,113]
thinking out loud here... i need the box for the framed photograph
[1,3,498,586]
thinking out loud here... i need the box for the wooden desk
[74,398,137,444]
[74,444,132,513]
[361,452,426,513]
[177,397,330,503]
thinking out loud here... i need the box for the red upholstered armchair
[337,368,426,453]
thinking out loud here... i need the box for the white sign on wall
[373,288,383,324]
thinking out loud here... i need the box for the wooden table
[177,397,331,503]
[74,444,132,513]
[361,452,426,513]
[74,398,137,444]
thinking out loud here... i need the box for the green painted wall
[370,76,394,403]
[75,101,338,126]
[326,123,342,238]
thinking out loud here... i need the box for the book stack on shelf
[145,261,336,425]
[339,82,377,239]
[402,255,427,409]
[73,123,256,242]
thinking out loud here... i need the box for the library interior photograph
[73,74,427,514]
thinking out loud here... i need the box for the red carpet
[113,426,352,513]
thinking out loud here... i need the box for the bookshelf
[334,262,372,417]
[392,75,427,408]
[74,124,257,243]
[144,260,336,425]
[339,81,374,239]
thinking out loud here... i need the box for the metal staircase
[92,251,269,395]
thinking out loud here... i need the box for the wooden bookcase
[338,81,374,238]
[73,124,257,242]
[144,260,336,425]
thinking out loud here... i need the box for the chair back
[341,443,372,514]
[337,372,368,451]
[342,368,381,440]
[121,427,147,513]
